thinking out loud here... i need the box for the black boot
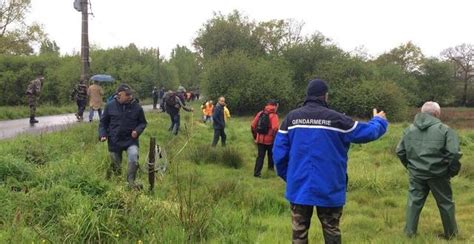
[30,116,39,124]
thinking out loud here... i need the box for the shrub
[202,51,294,114]
[330,80,408,121]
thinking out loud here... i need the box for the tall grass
[0,104,473,242]
[0,104,77,120]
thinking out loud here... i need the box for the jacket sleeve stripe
[278,130,288,134]
[287,122,358,133]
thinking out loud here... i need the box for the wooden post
[148,137,156,191]
[80,0,90,83]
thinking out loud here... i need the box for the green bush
[202,51,294,114]
[331,80,408,121]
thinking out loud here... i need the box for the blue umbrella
[90,74,115,83]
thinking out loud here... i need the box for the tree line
[1,5,473,121]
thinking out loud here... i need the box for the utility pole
[74,0,90,84]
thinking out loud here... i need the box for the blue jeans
[168,112,180,135]
[109,145,139,186]
[89,107,102,121]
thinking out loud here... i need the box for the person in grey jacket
[99,84,147,189]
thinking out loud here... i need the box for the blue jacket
[99,98,147,152]
[273,100,388,207]
[212,103,225,130]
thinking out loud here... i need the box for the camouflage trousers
[291,203,343,244]
[27,94,38,117]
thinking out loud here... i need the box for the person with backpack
[251,100,279,177]
[163,86,193,135]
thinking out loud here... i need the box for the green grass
[0,104,77,120]
[0,99,153,121]
[0,104,473,243]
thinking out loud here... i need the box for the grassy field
[0,99,153,121]
[0,104,473,243]
[0,104,77,121]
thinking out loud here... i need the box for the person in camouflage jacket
[71,82,89,121]
[25,75,45,124]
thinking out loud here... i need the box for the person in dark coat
[99,84,147,189]
[159,86,165,110]
[152,86,159,109]
[163,86,193,135]
[71,82,88,121]
[212,96,226,147]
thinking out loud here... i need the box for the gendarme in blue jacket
[273,99,388,207]
[99,98,147,152]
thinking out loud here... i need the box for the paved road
[0,105,155,140]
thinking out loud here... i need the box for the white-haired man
[396,101,462,239]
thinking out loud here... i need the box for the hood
[414,112,441,130]
[264,104,277,113]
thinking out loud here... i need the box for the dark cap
[267,99,279,106]
[116,84,133,95]
[306,79,328,97]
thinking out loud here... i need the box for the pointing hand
[373,108,387,120]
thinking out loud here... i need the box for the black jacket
[99,98,147,152]
[212,103,225,129]
[165,92,191,115]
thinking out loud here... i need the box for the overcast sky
[28,0,473,59]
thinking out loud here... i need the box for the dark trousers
[76,99,87,117]
[212,129,226,147]
[254,143,274,177]
[27,94,38,117]
[405,176,457,238]
[291,203,343,244]
[153,97,158,109]
[168,112,180,135]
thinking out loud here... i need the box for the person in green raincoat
[396,101,462,239]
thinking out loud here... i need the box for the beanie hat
[306,79,328,97]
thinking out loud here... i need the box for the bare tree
[442,44,474,106]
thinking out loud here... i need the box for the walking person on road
[152,86,159,110]
[396,101,462,240]
[71,82,88,122]
[25,74,45,124]
[99,84,147,190]
[273,79,388,244]
[87,80,104,122]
